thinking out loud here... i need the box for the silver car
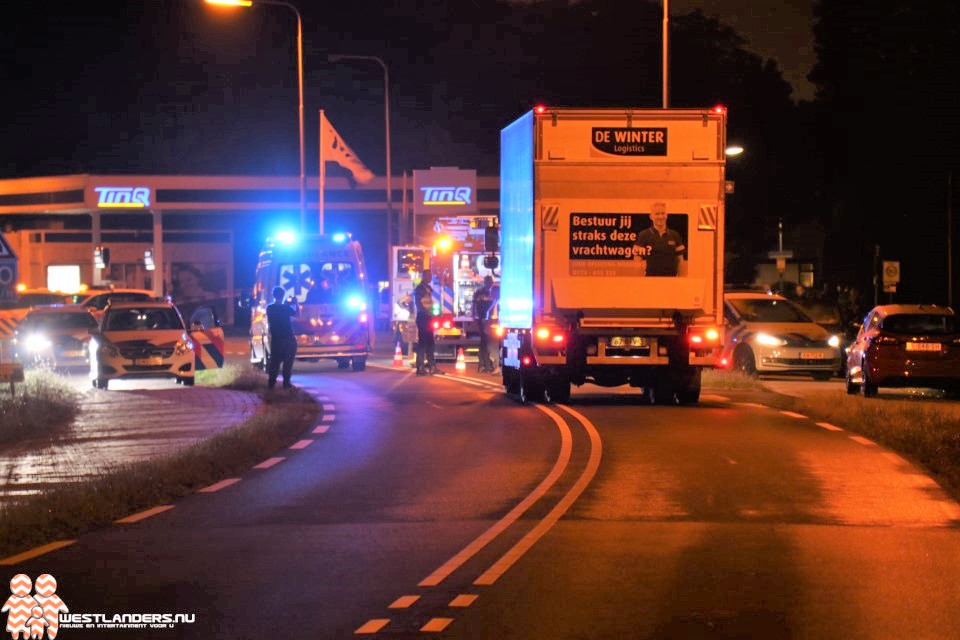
[722,292,842,379]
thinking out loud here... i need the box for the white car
[721,291,842,380]
[90,301,195,390]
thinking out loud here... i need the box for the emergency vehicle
[390,232,499,361]
[497,107,727,404]
[247,232,373,371]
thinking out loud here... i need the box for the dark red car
[845,304,960,397]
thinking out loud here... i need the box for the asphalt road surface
[4,353,960,639]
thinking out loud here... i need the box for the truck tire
[650,384,677,406]
[336,358,350,369]
[351,357,367,371]
[677,368,702,405]
[544,376,571,404]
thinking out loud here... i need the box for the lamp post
[205,0,306,234]
[327,54,392,250]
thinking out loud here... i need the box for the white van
[247,233,373,371]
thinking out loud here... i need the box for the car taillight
[688,326,721,346]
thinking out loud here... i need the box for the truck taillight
[534,326,565,343]
[688,326,721,346]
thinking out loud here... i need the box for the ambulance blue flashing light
[274,230,297,245]
[346,295,367,311]
[332,233,347,243]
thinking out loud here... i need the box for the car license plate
[62,350,86,358]
[800,352,825,359]
[135,357,163,366]
[906,342,941,352]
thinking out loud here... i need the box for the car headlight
[174,339,194,355]
[755,332,787,347]
[24,334,53,352]
[828,334,841,348]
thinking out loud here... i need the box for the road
[3,345,959,639]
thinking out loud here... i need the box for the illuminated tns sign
[95,187,151,208]
[420,186,472,206]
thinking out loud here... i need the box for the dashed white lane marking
[318,396,330,401]
[254,457,285,469]
[816,422,844,431]
[0,541,76,566]
[388,595,420,609]
[321,414,335,422]
[312,425,329,434]
[849,435,878,447]
[322,404,335,412]
[882,452,908,465]
[355,619,390,635]
[734,402,768,409]
[449,595,478,608]
[115,505,175,524]
[421,618,453,633]
[289,439,314,450]
[197,478,241,493]
[780,410,807,419]
[722,456,738,465]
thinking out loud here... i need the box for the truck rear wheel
[351,357,367,371]
[544,376,571,404]
[677,368,702,405]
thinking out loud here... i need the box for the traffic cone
[393,341,404,367]
[455,347,466,372]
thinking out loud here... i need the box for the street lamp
[205,0,307,234]
[327,54,392,249]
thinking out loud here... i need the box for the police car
[721,291,842,380]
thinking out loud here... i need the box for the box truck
[498,107,727,404]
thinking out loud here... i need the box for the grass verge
[0,369,79,444]
[0,367,318,560]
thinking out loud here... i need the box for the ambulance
[247,232,373,371]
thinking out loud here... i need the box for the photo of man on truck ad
[568,205,688,277]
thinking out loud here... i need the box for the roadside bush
[196,363,267,391]
[0,369,79,443]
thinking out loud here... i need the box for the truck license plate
[611,336,648,348]
[62,350,86,358]
[906,342,941,352]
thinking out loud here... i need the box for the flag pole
[318,109,326,235]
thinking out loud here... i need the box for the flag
[319,110,374,184]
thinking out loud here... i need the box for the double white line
[419,397,602,587]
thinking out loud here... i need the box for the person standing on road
[266,285,299,389]
[414,269,444,376]
[472,275,496,373]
